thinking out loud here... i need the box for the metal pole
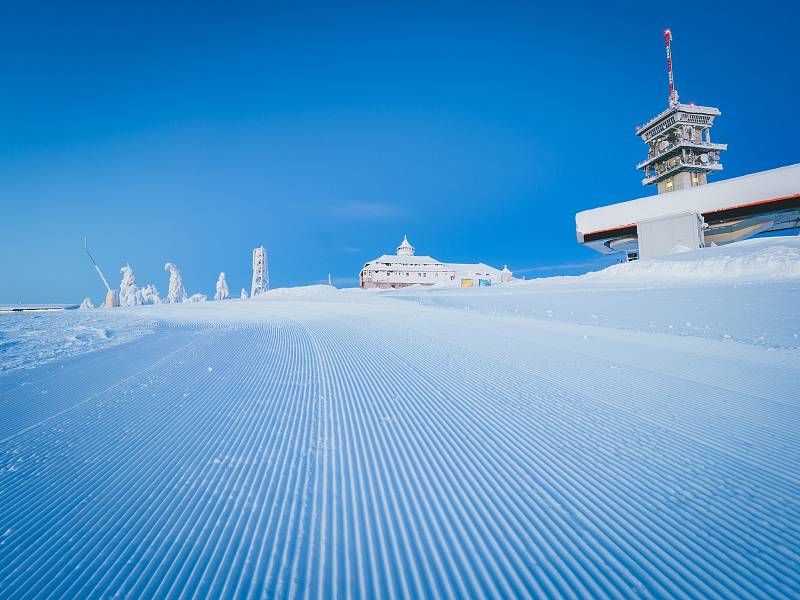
[83,237,112,292]
[664,29,679,106]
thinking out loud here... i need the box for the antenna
[84,237,112,293]
[664,28,679,106]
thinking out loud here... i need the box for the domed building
[359,235,511,289]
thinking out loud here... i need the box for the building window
[691,173,700,186]
[665,178,673,192]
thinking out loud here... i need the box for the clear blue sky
[1,1,798,303]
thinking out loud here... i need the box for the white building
[360,235,511,289]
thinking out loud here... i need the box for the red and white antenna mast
[664,28,679,106]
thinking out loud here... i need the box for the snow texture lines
[0,296,799,599]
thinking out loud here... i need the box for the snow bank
[79,297,94,309]
[582,236,800,282]
[254,284,339,299]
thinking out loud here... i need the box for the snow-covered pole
[83,237,112,293]
[664,28,679,107]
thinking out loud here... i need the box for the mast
[664,29,679,107]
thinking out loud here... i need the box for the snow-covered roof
[362,256,502,275]
[448,263,502,275]
[365,254,444,266]
[396,235,415,256]
[576,163,800,235]
[637,102,720,137]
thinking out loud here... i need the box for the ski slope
[1,239,799,599]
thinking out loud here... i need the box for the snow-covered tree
[240,288,248,300]
[139,284,162,305]
[119,264,140,306]
[214,272,230,301]
[187,293,207,303]
[79,297,94,309]
[164,262,187,304]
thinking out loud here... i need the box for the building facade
[360,236,512,289]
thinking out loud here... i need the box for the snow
[119,265,139,307]
[119,266,162,306]
[0,309,156,373]
[576,162,800,234]
[164,262,187,304]
[79,297,94,309]
[214,272,230,301]
[138,283,162,305]
[1,237,798,598]
[581,236,800,282]
[240,288,247,300]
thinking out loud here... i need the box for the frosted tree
[119,265,141,306]
[164,262,187,304]
[139,284,162,305]
[187,293,207,303]
[240,288,248,300]
[214,272,230,301]
[79,297,94,309]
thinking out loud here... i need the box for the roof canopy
[576,163,800,236]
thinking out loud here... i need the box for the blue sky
[1,1,797,303]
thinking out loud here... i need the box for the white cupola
[396,235,415,256]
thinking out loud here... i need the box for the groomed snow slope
[1,238,799,599]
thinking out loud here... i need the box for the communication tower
[636,29,727,193]
[251,246,269,297]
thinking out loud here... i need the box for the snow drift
[581,236,800,282]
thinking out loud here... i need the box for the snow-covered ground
[0,309,157,375]
[0,237,798,598]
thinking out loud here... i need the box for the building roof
[637,103,721,139]
[576,162,800,236]
[396,235,415,256]
[365,254,443,266]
